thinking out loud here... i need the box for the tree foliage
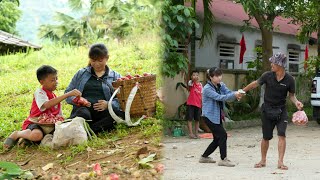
[237,0,295,72]
[39,0,162,45]
[161,1,199,78]
[0,0,21,34]
[285,0,319,44]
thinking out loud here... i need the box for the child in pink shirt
[186,70,203,139]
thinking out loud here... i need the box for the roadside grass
[0,33,163,158]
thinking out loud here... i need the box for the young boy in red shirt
[186,70,203,139]
[3,65,81,150]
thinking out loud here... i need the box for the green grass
[0,33,162,140]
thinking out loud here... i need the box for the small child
[3,65,81,151]
[186,70,203,139]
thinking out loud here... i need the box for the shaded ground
[163,121,320,180]
[0,129,163,179]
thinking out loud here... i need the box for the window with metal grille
[218,43,235,69]
[288,50,300,72]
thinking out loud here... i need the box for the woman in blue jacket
[65,43,124,133]
[199,67,242,167]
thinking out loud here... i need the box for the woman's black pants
[69,106,125,133]
[202,116,227,160]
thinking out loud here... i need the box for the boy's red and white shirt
[186,81,203,108]
[22,88,62,130]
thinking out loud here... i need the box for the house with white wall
[194,0,317,72]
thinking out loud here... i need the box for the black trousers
[69,106,125,134]
[202,117,227,160]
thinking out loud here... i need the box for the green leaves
[161,2,198,78]
[138,153,156,169]
[184,8,190,17]
[0,0,21,34]
[0,161,23,179]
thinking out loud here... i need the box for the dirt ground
[162,121,320,180]
[0,132,163,179]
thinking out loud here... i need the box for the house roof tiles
[196,0,317,39]
[0,30,41,49]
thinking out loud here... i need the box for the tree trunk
[255,16,274,109]
[261,28,273,72]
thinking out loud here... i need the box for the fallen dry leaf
[136,147,148,157]
[56,154,63,158]
[42,163,54,171]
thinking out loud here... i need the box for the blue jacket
[202,81,236,124]
[65,66,121,111]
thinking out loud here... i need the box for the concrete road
[162,121,320,180]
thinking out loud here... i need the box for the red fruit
[108,173,119,180]
[116,78,123,82]
[126,74,133,79]
[93,163,102,176]
[143,73,151,76]
[73,96,90,107]
[134,74,141,78]
[121,77,129,80]
[155,163,164,173]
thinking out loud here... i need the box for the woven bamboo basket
[112,74,157,117]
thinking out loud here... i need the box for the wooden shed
[0,30,41,54]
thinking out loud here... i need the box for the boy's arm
[65,70,81,105]
[41,90,81,110]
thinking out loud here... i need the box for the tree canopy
[0,0,21,34]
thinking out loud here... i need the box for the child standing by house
[3,65,81,151]
[186,70,203,139]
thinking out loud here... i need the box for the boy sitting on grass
[3,65,81,151]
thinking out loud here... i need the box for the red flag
[239,34,246,64]
[304,45,308,70]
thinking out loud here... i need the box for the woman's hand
[67,89,82,97]
[93,100,108,111]
[234,91,243,101]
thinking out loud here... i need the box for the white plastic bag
[292,110,308,126]
[52,117,88,149]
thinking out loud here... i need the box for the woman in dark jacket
[65,43,124,133]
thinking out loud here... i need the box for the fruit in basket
[116,78,123,82]
[134,74,141,78]
[73,96,90,106]
[143,73,151,76]
[38,113,64,124]
[126,74,133,79]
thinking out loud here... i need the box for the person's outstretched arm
[42,89,81,110]
[243,80,259,93]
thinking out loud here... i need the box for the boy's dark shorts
[261,104,288,140]
[186,105,201,121]
[26,124,45,144]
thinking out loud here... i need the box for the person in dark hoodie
[65,43,124,133]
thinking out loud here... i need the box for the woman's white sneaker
[218,158,235,167]
[199,157,216,163]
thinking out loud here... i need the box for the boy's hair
[206,67,223,80]
[191,70,199,75]
[36,65,57,82]
[89,43,108,60]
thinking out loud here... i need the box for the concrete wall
[163,70,248,118]
[195,22,311,72]
[162,72,189,118]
